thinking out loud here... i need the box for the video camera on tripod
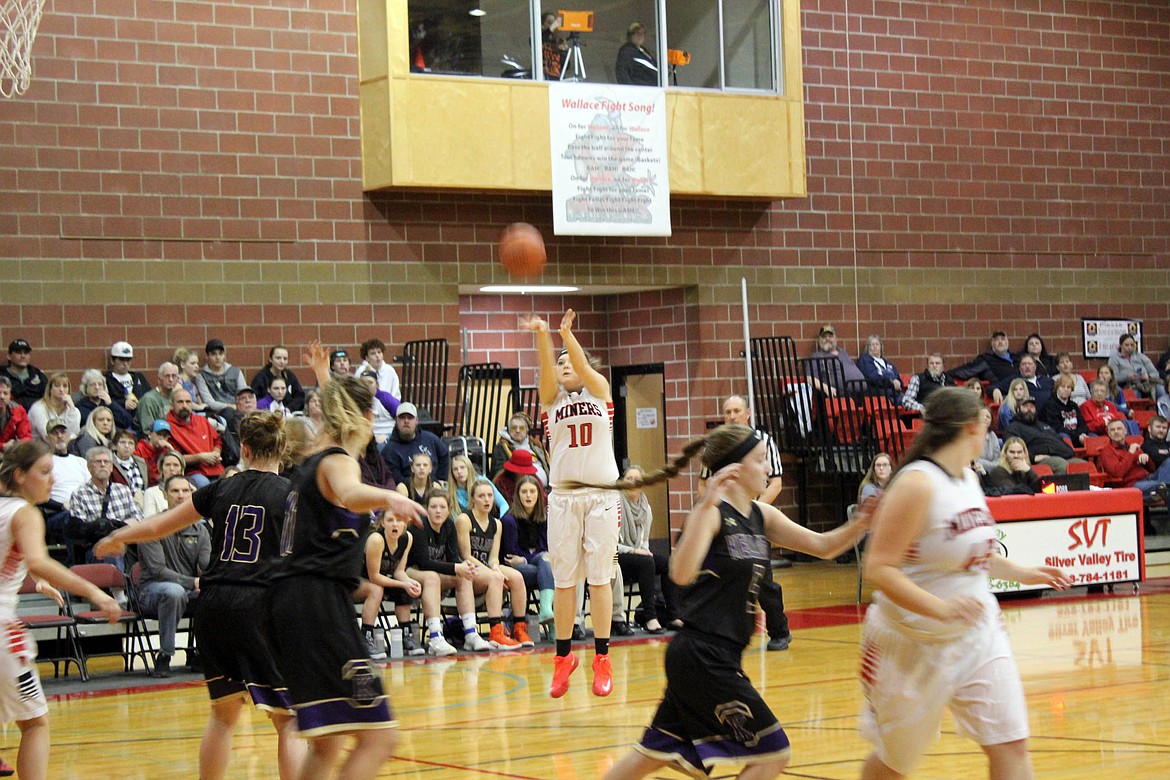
[556,10,593,81]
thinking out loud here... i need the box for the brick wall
[2,0,1168,530]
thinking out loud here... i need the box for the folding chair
[18,575,87,681]
[129,563,196,663]
[69,564,153,674]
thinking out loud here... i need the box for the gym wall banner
[548,82,671,237]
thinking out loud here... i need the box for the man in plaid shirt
[68,446,143,568]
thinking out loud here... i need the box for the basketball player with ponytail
[96,411,305,780]
[523,308,621,698]
[589,424,870,779]
[266,343,425,780]
[859,388,1070,780]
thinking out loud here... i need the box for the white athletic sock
[460,613,477,634]
[427,616,443,637]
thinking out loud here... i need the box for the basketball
[499,222,547,279]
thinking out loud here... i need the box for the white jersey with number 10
[542,387,619,489]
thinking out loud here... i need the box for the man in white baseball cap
[105,341,151,423]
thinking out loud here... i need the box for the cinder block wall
[2,0,1167,529]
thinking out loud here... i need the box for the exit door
[613,365,669,542]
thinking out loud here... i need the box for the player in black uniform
[363,502,473,657]
[265,344,425,780]
[96,412,306,780]
[419,488,488,651]
[577,424,871,780]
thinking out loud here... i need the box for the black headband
[708,429,763,474]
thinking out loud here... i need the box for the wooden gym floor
[14,562,1170,779]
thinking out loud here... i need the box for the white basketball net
[1,0,47,98]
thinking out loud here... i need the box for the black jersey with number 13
[190,470,292,587]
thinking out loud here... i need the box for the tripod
[560,31,586,81]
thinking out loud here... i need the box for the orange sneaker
[512,620,535,647]
[549,651,579,698]
[591,653,613,697]
[489,622,521,651]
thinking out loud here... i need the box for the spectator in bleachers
[70,406,115,458]
[136,362,179,433]
[0,376,32,451]
[446,453,508,518]
[962,377,985,395]
[354,338,401,399]
[994,355,1053,410]
[172,347,210,414]
[1041,374,1091,447]
[67,446,143,566]
[1,338,47,410]
[900,353,953,414]
[616,465,679,634]
[109,428,147,509]
[457,479,529,649]
[500,474,555,626]
[1160,376,1170,420]
[805,324,866,397]
[1109,333,1164,400]
[77,369,133,431]
[1096,364,1134,418]
[1053,352,1091,406]
[493,448,539,505]
[329,348,351,380]
[194,339,247,425]
[165,388,224,488]
[357,369,399,444]
[490,411,549,485]
[1004,396,1083,474]
[358,436,396,491]
[1098,419,1170,503]
[28,372,80,442]
[951,330,1017,401]
[857,453,892,503]
[998,378,1029,431]
[135,420,176,485]
[1082,379,1139,437]
[256,376,292,417]
[972,406,1002,477]
[1158,344,1170,381]
[857,335,904,404]
[381,402,447,487]
[137,474,209,678]
[142,451,186,518]
[981,436,1042,495]
[396,451,437,506]
[1016,333,1055,375]
[105,341,151,420]
[1143,415,1169,472]
[294,387,323,436]
[41,418,89,553]
[251,345,305,412]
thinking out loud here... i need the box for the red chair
[1079,369,1097,386]
[1032,463,1054,478]
[1123,387,1153,411]
[18,575,87,681]
[69,564,154,675]
[1067,460,1105,488]
[1132,409,1155,432]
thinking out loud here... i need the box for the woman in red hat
[493,448,540,505]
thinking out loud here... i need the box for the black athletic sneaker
[767,633,792,651]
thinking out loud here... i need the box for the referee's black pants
[757,560,790,640]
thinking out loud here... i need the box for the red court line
[392,755,545,779]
